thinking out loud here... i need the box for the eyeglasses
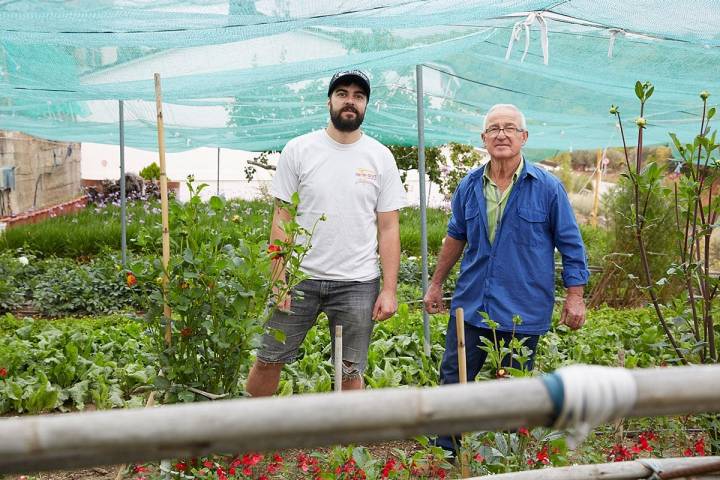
[484,125,525,137]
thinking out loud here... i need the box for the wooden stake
[455,308,467,384]
[455,308,470,478]
[154,73,172,346]
[335,325,343,392]
[113,392,156,480]
[591,149,602,227]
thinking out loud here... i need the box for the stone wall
[0,131,82,216]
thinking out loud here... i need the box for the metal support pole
[119,100,127,268]
[216,147,220,195]
[416,65,431,357]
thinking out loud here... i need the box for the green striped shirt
[483,157,524,243]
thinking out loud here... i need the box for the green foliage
[31,255,149,317]
[0,314,154,414]
[0,198,272,259]
[388,143,484,199]
[441,143,484,198]
[0,251,150,317]
[399,206,449,256]
[590,176,680,306]
[538,306,696,370]
[131,179,311,400]
[139,162,161,181]
[578,224,612,268]
[387,146,445,186]
[0,251,30,312]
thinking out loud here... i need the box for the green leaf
[708,107,716,121]
[153,375,171,390]
[177,390,196,403]
[270,327,287,344]
[634,81,643,100]
[209,195,225,212]
[645,85,654,100]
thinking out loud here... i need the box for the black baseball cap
[327,70,371,99]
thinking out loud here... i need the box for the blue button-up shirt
[447,161,589,335]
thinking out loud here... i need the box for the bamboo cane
[455,308,470,478]
[335,325,343,392]
[113,392,156,480]
[2,365,719,473]
[591,149,602,227]
[154,73,172,346]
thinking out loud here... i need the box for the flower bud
[609,105,619,115]
[700,91,710,101]
[635,117,647,128]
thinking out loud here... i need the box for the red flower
[607,444,634,462]
[242,466,252,476]
[174,462,187,472]
[518,427,530,437]
[267,244,283,259]
[694,437,706,456]
[536,445,551,465]
[202,460,214,468]
[180,327,193,338]
[132,465,149,473]
[0,367,7,378]
[474,453,485,463]
[126,272,138,287]
[684,448,694,457]
[273,453,284,463]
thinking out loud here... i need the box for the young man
[246,70,407,396]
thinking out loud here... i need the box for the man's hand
[560,291,585,330]
[423,283,445,314]
[372,288,397,321]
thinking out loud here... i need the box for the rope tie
[505,12,549,65]
[608,28,626,58]
[542,365,637,448]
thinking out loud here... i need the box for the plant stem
[636,232,687,363]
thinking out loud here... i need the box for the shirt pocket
[514,207,547,246]
[462,202,483,244]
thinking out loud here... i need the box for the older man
[423,103,589,454]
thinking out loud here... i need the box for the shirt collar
[483,157,525,185]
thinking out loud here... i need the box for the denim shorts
[257,278,380,374]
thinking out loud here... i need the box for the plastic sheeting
[0,1,718,152]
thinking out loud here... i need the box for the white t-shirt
[271,129,407,281]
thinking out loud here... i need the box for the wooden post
[591,149,602,227]
[456,308,467,383]
[335,325,343,392]
[154,73,172,346]
[113,392,156,480]
[455,308,470,478]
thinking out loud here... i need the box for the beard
[330,105,365,132]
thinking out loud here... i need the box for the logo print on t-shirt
[355,168,377,185]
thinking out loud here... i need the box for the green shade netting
[1,0,718,152]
